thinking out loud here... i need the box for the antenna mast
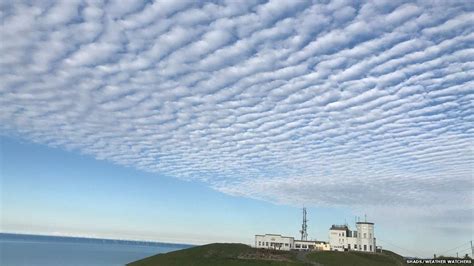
[300,207,308,241]
[470,240,473,259]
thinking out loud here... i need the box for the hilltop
[127,243,406,266]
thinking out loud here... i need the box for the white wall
[356,222,375,252]
[329,223,376,252]
[255,234,294,251]
[294,240,331,251]
[346,236,357,250]
[294,240,318,250]
[329,229,346,251]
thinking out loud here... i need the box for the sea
[0,233,193,266]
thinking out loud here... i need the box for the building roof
[329,224,349,230]
[356,222,374,225]
[294,240,316,243]
[294,240,328,244]
[255,234,294,239]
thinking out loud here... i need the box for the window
[370,245,372,251]
[296,244,301,248]
[364,245,367,251]
[348,244,351,249]
[364,233,366,238]
[354,244,357,249]
[285,243,288,246]
[266,242,268,246]
[258,241,261,246]
[369,233,372,238]
[342,232,344,236]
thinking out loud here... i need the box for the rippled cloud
[1,0,473,237]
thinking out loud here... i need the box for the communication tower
[300,207,308,240]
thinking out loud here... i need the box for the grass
[306,250,405,266]
[127,243,307,266]
[382,249,406,263]
[128,243,421,266]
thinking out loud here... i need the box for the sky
[0,0,473,258]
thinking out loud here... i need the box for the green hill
[305,250,405,266]
[127,243,408,266]
[127,243,305,265]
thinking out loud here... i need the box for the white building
[356,222,376,252]
[294,240,331,251]
[255,234,330,251]
[294,240,315,250]
[328,222,376,252]
[329,224,351,251]
[255,234,294,251]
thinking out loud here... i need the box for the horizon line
[0,231,196,246]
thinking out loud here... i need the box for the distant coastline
[1,232,194,266]
[0,232,194,248]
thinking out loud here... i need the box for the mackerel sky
[1,0,473,256]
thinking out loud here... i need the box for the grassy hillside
[306,250,404,266]
[127,243,306,266]
[127,243,415,266]
[382,250,406,263]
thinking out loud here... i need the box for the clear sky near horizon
[0,0,473,259]
[1,136,353,245]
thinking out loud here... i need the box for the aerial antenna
[470,240,473,259]
[300,207,308,241]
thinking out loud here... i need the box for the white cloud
[1,0,473,251]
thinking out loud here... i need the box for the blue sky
[1,136,352,245]
[0,0,473,258]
